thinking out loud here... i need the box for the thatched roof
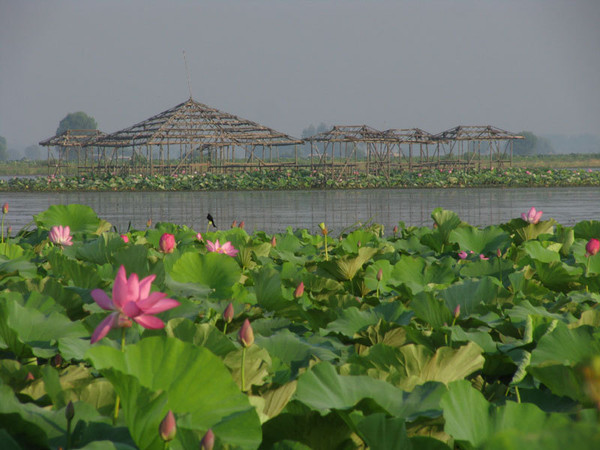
[382,128,435,144]
[433,125,523,141]
[304,125,393,143]
[92,98,302,148]
[39,129,105,147]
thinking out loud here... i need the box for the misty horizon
[1,0,599,150]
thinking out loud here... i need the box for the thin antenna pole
[183,50,193,99]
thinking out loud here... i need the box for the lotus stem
[113,328,126,424]
[515,386,521,403]
[66,419,72,450]
[1,212,4,243]
[324,235,328,261]
[223,322,228,335]
[586,257,591,292]
[241,347,247,392]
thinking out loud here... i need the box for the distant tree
[56,111,98,135]
[24,144,43,160]
[513,131,554,156]
[0,136,7,161]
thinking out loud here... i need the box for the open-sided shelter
[39,129,105,176]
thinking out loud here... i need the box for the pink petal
[140,298,180,315]
[122,301,142,318]
[138,273,156,299]
[91,313,119,344]
[134,314,165,329]
[91,289,115,311]
[533,210,543,223]
[136,291,167,310]
[521,213,527,221]
[112,266,129,308]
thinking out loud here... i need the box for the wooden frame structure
[39,129,105,176]
[304,125,399,178]
[382,128,438,171]
[433,126,523,170]
[41,98,302,176]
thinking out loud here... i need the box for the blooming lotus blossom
[521,207,543,224]
[49,225,73,246]
[90,266,180,343]
[159,233,176,253]
[458,251,468,260]
[206,239,239,257]
[586,238,600,257]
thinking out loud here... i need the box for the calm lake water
[2,187,599,235]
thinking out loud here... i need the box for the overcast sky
[1,0,599,148]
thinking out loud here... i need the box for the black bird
[207,213,217,228]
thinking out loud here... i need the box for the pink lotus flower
[121,234,129,243]
[206,239,239,257]
[49,225,73,246]
[159,233,175,253]
[90,266,180,343]
[586,238,600,257]
[238,319,254,347]
[196,232,203,241]
[525,170,531,175]
[521,207,543,224]
[479,254,489,260]
[159,410,176,442]
[458,251,468,260]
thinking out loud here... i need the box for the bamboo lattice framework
[39,129,106,176]
[433,125,524,170]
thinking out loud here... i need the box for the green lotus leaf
[390,255,455,294]
[0,255,37,279]
[341,229,379,253]
[86,336,262,449]
[168,251,241,299]
[255,329,339,368]
[0,295,87,358]
[34,203,107,234]
[521,241,561,263]
[351,412,410,450]
[533,260,583,292]
[438,276,501,317]
[320,246,379,281]
[295,361,446,420]
[573,220,600,240]
[530,322,600,367]
[441,380,570,448]
[431,208,463,245]
[163,318,236,357]
[450,225,510,255]
[410,291,454,329]
[324,304,412,338]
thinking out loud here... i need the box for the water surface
[3,187,599,234]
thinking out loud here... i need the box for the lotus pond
[2,204,600,449]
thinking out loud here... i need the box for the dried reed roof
[382,128,435,144]
[304,125,394,143]
[39,129,105,147]
[92,98,302,148]
[434,125,523,141]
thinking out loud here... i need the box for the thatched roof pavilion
[91,97,302,175]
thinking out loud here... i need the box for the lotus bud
[2,202,8,214]
[121,234,129,243]
[376,269,383,282]
[231,220,238,228]
[453,304,461,319]
[223,302,234,323]
[294,281,304,298]
[319,222,328,236]
[393,225,399,236]
[54,354,63,367]
[586,238,600,257]
[239,221,245,229]
[26,372,34,381]
[159,410,176,442]
[146,218,152,228]
[196,232,203,241]
[65,401,75,421]
[357,241,361,248]
[238,319,254,348]
[200,429,215,450]
[271,236,276,247]
[497,248,502,258]
[159,233,175,253]
[458,251,468,260]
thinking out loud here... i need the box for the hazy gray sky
[1,0,599,148]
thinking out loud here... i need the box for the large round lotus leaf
[34,204,105,234]
[86,336,261,449]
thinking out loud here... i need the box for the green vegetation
[1,204,600,448]
[56,111,98,135]
[1,166,599,191]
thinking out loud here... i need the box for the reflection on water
[5,187,600,234]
